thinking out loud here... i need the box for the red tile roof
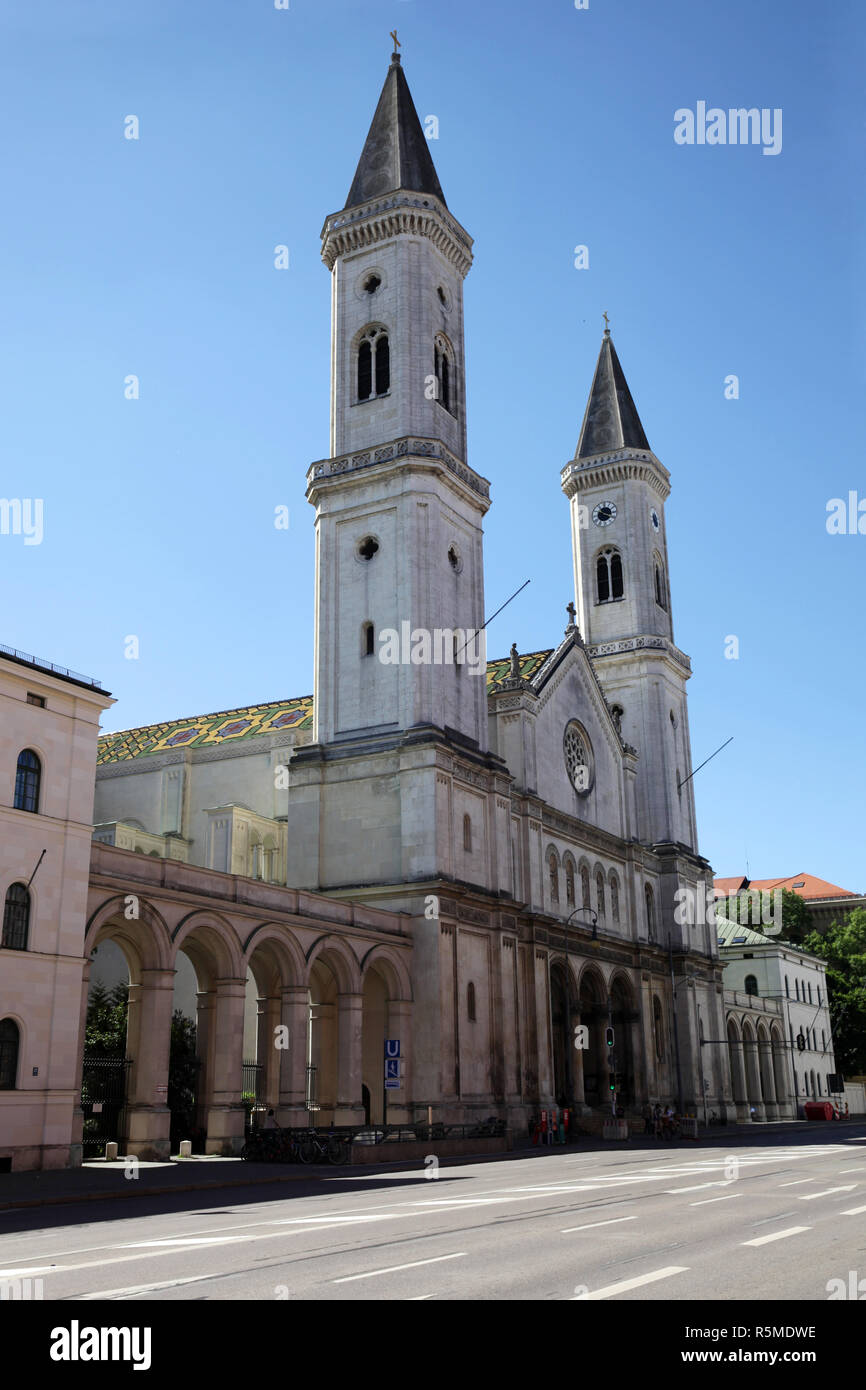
[713,873,856,901]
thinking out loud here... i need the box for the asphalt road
[3,1130,866,1302]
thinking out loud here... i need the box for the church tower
[561,329,698,851]
[308,50,490,752]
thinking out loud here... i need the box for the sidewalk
[2,1118,863,1213]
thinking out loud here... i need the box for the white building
[719,918,838,1119]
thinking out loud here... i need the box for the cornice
[320,192,473,277]
[560,449,670,502]
[307,434,490,505]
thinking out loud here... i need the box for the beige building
[0,646,113,1170]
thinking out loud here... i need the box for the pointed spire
[344,54,446,211]
[575,330,650,459]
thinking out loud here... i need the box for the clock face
[650,509,660,532]
[592,501,617,528]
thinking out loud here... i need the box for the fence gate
[81,1056,131,1157]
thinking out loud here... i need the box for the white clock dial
[592,501,617,527]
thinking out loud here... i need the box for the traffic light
[608,1072,616,1092]
[605,1026,615,1049]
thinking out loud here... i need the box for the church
[1,50,736,1169]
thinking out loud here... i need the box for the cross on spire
[390,29,401,56]
[602,311,610,334]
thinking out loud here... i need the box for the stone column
[728,1035,749,1122]
[744,1034,766,1121]
[772,1041,793,1119]
[334,991,365,1125]
[257,994,282,1109]
[204,977,246,1154]
[125,968,174,1160]
[195,989,215,1134]
[759,1036,779,1120]
[277,985,309,1127]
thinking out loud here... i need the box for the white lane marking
[408,1294,436,1300]
[838,1168,866,1174]
[840,1205,866,1215]
[561,1216,638,1233]
[751,1212,795,1226]
[77,1275,208,1300]
[663,1183,719,1194]
[573,1266,689,1300]
[123,1237,247,1248]
[742,1227,812,1247]
[799,1186,857,1201]
[332,1253,466,1284]
[690,1194,742,1207]
[779,1179,814,1187]
[0,1266,57,1278]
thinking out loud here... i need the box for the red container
[804,1101,834,1121]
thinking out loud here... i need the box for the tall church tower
[309,51,490,751]
[561,329,698,850]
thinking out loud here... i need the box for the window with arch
[0,1019,19,1089]
[595,871,605,922]
[596,548,624,603]
[654,558,667,610]
[610,875,620,924]
[14,749,41,813]
[645,884,655,941]
[818,985,822,1006]
[822,1029,826,1052]
[580,866,591,911]
[2,884,31,951]
[565,859,575,907]
[548,850,559,904]
[744,974,758,997]
[362,621,375,657]
[807,982,812,1004]
[467,981,476,1022]
[785,975,789,998]
[653,995,664,1061]
[463,815,472,853]
[433,334,455,415]
[795,979,800,1001]
[357,327,390,401]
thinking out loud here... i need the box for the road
[2,1130,865,1301]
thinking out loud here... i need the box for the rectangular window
[26,693,46,707]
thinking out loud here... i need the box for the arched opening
[2,883,31,950]
[308,957,339,1123]
[0,1019,20,1089]
[610,976,636,1108]
[14,749,41,813]
[577,968,606,1107]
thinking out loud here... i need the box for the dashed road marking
[331,1253,466,1284]
[742,1227,812,1247]
[573,1266,689,1300]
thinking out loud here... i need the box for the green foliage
[802,908,866,1074]
[168,1011,199,1133]
[84,980,129,1056]
[775,889,812,944]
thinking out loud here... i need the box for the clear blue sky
[2,1,863,890]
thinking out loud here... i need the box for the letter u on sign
[384,1039,400,1058]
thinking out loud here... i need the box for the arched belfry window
[0,1019,19,1090]
[434,334,455,415]
[744,974,759,997]
[2,884,30,951]
[565,860,575,907]
[654,556,667,610]
[14,749,41,813]
[463,815,472,852]
[357,327,390,401]
[596,549,623,603]
[362,621,375,656]
[580,866,591,911]
[596,871,606,922]
[467,982,476,1022]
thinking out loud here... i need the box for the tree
[84,980,129,1056]
[168,1011,199,1146]
[802,908,866,1074]
[774,889,812,944]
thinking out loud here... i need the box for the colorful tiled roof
[97,650,554,765]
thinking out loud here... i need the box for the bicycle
[297,1128,350,1165]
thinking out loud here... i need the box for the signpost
[383,1039,401,1127]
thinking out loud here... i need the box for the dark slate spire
[344,54,446,210]
[575,330,651,459]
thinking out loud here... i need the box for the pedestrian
[263,1109,279,1130]
[643,1102,653,1135]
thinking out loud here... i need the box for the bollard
[179,1140,192,1158]
[105,1142,118,1161]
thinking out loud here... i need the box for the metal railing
[0,643,102,688]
